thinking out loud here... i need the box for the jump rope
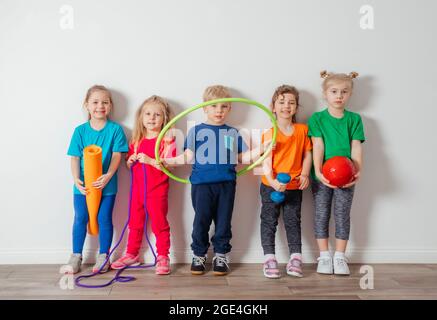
[75,162,156,288]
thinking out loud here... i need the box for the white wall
[1,0,436,264]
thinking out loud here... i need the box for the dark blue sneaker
[191,255,206,275]
[213,255,230,276]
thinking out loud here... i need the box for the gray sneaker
[93,253,110,273]
[64,253,82,274]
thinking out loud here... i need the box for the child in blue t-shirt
[64,85,128,274]
[163,85,267,276]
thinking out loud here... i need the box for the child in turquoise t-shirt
[64,85,128,274]
[308,71,365,276]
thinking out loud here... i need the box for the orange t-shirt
[261,123,312,190]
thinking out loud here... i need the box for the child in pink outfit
[111,95,175,275]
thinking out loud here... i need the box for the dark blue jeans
[191,181,236,256]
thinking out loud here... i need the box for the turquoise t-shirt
[308,108,365,180]
[67,120,128,195]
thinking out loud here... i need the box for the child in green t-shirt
[308,70,366,276]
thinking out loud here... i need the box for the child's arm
[71,156,88,195]
[125,145,161,171]
[161,149,194,167]
[342,140,363,188]
[311,137,337,189]
[93,152,122,189]
[125,144,138,170]
[126,153,137,170]
[297,150,312,190]
[136,153,162,170]
[262,154,286,192]
[159,138,179,169]
[238,140,271,163]
[161,128,195,167]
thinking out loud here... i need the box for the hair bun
[320,70,330,79]
[349,72,359,79]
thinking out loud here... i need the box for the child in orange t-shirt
[260,85,312,279]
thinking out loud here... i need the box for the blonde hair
[131,95,173,146]
[203,85,232,102]
[83,85,113,120]
[320,70,359,91]
[270,85,300,123]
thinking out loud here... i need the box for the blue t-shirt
[183,123,248,184]
[67,120,128,195]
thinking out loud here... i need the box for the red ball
[322,156,356,187]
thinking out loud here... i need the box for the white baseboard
[1,247,436,264]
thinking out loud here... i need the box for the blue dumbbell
[270,173,291,204]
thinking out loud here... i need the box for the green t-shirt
[308,108,365,180]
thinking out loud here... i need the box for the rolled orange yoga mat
[83,145,102,236]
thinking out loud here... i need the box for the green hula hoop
[155,97,278,184]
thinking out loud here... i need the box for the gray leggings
[260,183,302,255]
[311,181,355,240]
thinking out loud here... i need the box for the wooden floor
[1,264,436,300]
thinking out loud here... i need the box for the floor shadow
[348,115,398,262]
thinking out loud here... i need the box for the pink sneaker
[110,253,140,270]
[155,255,171,275]
[263,258,280,279]
[286,255,303,277]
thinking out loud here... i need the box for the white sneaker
[64,253,82,274]
[316,256,333,274]
[333,256,350,275]
[92,253,110,273]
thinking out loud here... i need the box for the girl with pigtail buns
[308,70,365,276]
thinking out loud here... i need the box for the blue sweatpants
[191,181,236,256]
[72,194,116,254]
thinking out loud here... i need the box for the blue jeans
[191,181,236,256]
[72,194,116,254]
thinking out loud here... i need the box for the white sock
[290,253,302,260]
[320,251,331,258]
[334,251,345,259]
[264,254,276,262]
[216,253,226,258]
